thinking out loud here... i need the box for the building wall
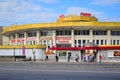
[2,36,9,45]
[0,27,3,45]
[5,29,120,47]
[0,48,45,60]
[98,50,120,62]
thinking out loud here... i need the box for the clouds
[91,0,120,5]
[0,0,119,26]
[0,0,58,26]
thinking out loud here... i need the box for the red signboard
[56,36,71,44]
[81,12,91,17]
[27,37,37,41]
[12,38,24,43]
[12,39,16,43]
[17,38,25,42]
[59,14,64,18]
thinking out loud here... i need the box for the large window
[59,51,67,57]
[13,34,15,39]
[56,30,71,35]
[93,30,107,35]
[74,30,89,35]
[41,31,53,36]
[18,33,24,38]
[28,32,36,37]
[111,31,120,36]
[56,44,71,47]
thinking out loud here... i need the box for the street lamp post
[32,48,36,62]
[14,45,16,61]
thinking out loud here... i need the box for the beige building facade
[2,14,120,62]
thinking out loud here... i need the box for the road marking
[0,68,120,74]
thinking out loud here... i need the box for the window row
[111,31,120,36]
[74,30,89,35]
[56,30,71,35]
[41,31,53,36]
[111,40,120,45]
[11,30,120,38]
[93,30,107,35]
[74,39,107,46]
[75,39,120,46]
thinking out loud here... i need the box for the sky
[0,0,120,26]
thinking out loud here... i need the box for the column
[37,31,40,44]
[53,30,56,47]
[9,34,12,45]
[107,30,111,45]
[39,31,41,45]
[24,32,27,45]
[71,29,74,47]
[15,33,18,45]
[53,30,56,54]
[76,40,78,47]
[89,29,93,43]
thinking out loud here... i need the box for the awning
[50,46,120,50]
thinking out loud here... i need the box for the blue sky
[0,0,120,26]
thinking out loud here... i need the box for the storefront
[50,45,120,62]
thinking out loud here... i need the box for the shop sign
[12,38,25,43]
[114,51,120,57]
[40,37,52,40]
[17,38,24,42]
[81,12,91,16]
[59,14,64,18]
[56,36,71,44]
[11,39,16,43]
[27,37,37,41]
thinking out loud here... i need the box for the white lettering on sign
[56,36,71,44]
[27,37,37,41]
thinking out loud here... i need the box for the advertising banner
[22,46,26,56]
[56,36,71,44]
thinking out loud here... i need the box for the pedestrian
[89,55,93,62]
[75,54,79,62]
[29,56,32,61]
[99,54,102,63]
[88,55,90,62]
[55,55,58,62]
[45,55,48,60]
[82,54,86,62]
[68,53,71,62]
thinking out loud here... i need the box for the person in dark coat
[55,55,59,62]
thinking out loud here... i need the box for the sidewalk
[0,60,120,65]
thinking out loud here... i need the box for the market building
[2,13,120,62]
[0,27,3,45]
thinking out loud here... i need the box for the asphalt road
[0,62,120,80]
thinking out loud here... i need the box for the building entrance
[81,50,97,62]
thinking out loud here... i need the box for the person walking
[68,53,71,62]
[45,55,48,60]
[99,54,102,63]
[82,54,86,62]
[75,54,79,62]
[55,55,59,62]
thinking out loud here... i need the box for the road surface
[0,62,120,80]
